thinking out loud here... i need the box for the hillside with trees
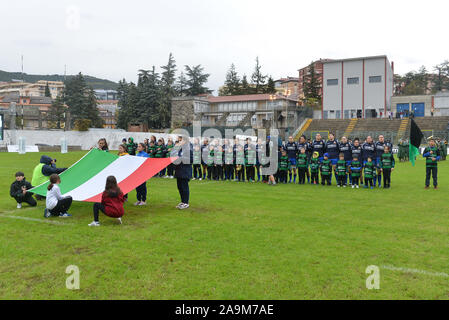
[0,70,118,90]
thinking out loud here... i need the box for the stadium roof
[322,55,388,64]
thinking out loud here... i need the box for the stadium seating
[299,117,449,143]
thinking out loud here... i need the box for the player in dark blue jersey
[339,136,352,185]
[361,136,376,185]
[312,133,326,160]
[297,135,311,183]
[325,133,340,183]
[374,135,392,187]
[339,136,352,163]
[361,136,376,164]
[284,136,299,183]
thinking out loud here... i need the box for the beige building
[274,77,299,96]
[0,94,67,130]
[97,100,118,129]
[0,80,64,99]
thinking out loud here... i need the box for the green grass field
[0,151,448,300]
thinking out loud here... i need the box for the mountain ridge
[0,70,118,90]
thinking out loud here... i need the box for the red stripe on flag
[84,157,177,203]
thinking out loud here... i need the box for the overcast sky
[1,0,447,93]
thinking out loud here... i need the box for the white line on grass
[0,215,73,225]
[381,265,449,278]
[0,208,73,226]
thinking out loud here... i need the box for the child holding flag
[88,176,125,227]
[135,143,149,205]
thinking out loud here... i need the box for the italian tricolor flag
[31,149,176,202]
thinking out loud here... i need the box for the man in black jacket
[10,172,37,209]
[172,136,193,210]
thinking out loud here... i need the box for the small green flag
[409,119,424,166]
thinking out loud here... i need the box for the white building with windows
[321,55,394,119]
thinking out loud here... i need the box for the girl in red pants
[88,176,125,227]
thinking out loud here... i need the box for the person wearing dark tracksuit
[297,135,311,183]
[339,137,352,185]
[10,172,37,208]
[135,144,149,205]
[361,136,376,184]
[423,139,441,189]
[172,137,193,209]
[324,134,339,183]
[380,147,395,188]
[375,135,392,187]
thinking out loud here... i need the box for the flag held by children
[30,149,176,202]
[409,119,424,166]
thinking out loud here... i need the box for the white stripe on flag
[63,155,146,201]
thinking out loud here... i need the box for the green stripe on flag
[32,149,118,196]
[409,119,424,167]
[409,143,420,167]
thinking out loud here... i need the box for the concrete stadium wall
[1,129,182,150]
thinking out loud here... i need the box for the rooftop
[0,93,52,105]
[208,94,297,103]
[322,55,388,64]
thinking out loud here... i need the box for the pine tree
[159,53,177,127]
[48,95,65,129]
[415,66,429,94]
[222,63,241,95]
[303,62,321,105]
[241,74,250,95]
[265,76,276,94]
[86,88,103,128]
[124,82,141,126]
[433,61,449,92]
[44,82,51,97]
[184,65,211,96]
[175,72,188,96]
[116,79,131,129]
[63,72,102,128]
[251,57,267,94]
[136,66,160,128]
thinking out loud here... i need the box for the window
[347,77,359,85]
[336,110,341,119]
[327,79,338,86]
[369,76,382,83]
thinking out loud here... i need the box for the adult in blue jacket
[325,133,340,182]
[172,136,193,210]
[311,133,326,160]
